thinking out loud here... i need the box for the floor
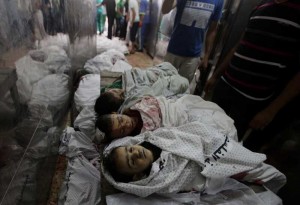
[126,50,155,69]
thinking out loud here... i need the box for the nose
[126,120,131,128]
[131,149,140,160]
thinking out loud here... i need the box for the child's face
[110,114,137,139]
[107,88,125,101]
[114,145,154,176]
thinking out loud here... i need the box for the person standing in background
[128,0,140,53]
[102,0,116,39]
[120,0,129,40]
[137,0,149,52]
[204,0,300,153]
[162,0,224,83]
[96,0,105,35]
[32,0,48,48]
[115,0,125,37]
[41,0,54,35]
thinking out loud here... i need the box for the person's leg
[107,15,115,39]
[164,52,179,68]
[137,27,142,51]
[120,16,127,39]
[115,17,121,37]
[139,22,147,51]
[129,22,139,53]
[100,14,106,34]
[177,57,200,83]
[125,22,130,45]
[164,52,199,82]
[97,13,101,33]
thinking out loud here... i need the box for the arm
[161,0,176,14]
[204,30,247,94]
[201,21,219,70]
[204,45,236,93]
[249,71,300,129]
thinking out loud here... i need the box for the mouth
[142,149,146,158]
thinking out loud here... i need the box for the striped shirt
[222,0,300,100]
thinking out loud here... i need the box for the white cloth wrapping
[40,46,71,74]
[84,49,128,74]
[96,36,128,54]
[106,178,283,205]
[72,106,105,143]
[74,61,189,116]
[157,94,238,141]
[29,74,70,120]
[74,74,101,112]
[59,127,99,159]
[15,55,51,104]
[102,121,286,198]
[58,127,101,205]
[119,62,190,113]
[14,46,71,104]
[58,154,101,205]
[122,62,179,94]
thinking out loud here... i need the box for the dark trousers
[130,22,139,42]
[120,15,127,39]
[107,14,115,39]
[212,79,300,152]
[115,17,123,37]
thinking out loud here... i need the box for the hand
[199,56,209,70]
[249,109,276,130]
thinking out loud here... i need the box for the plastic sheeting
[14,45,71,104]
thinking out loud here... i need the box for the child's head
[94,89,125,116]
[103,145,154,182]
[96,113,138,141]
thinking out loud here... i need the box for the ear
[132,172,146,181]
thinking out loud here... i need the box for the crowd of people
[97,0,149,54]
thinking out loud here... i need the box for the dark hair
[95,114,114,141]
[102,147,133,183]
[94,92,123,116]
